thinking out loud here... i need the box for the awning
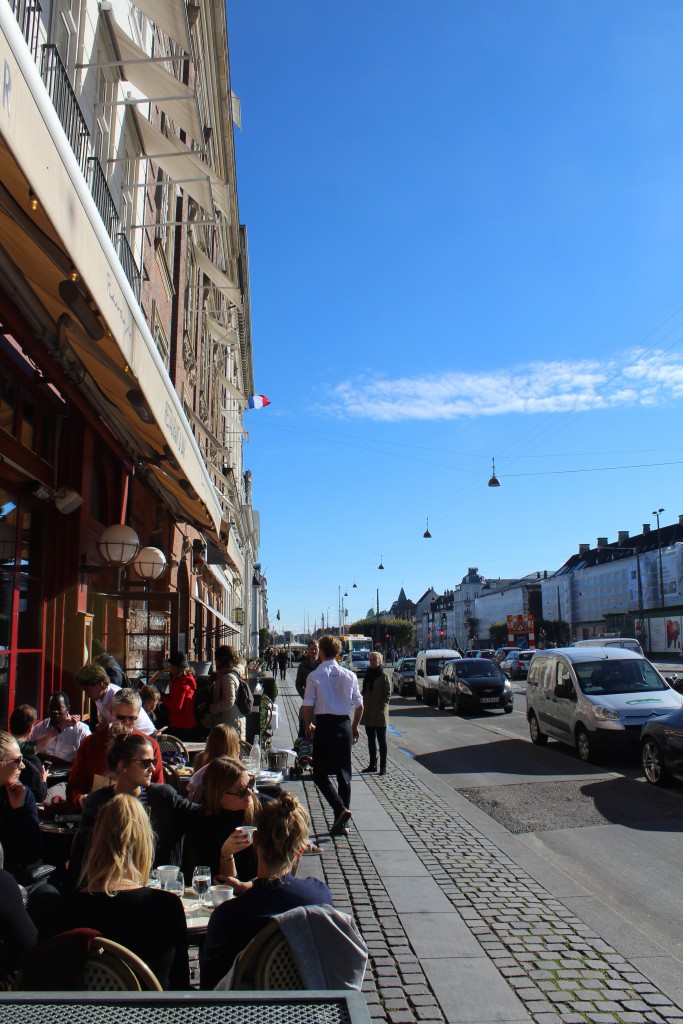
[186,405,224,453]
[192,243,242,308]
[132,0,190,52]
[216,370,247,406]
[205,560,233,589]
[205,314,238,348]
[108,17,202,143]
[194,583,240,632]
[133,112,230,216]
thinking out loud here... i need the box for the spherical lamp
[131,546,167,581]
[97,524,140,566]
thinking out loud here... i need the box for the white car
[342,651,371,678]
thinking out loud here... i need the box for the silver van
[572,637,643,655]
[526,647,682,762]
[415,648,460,704]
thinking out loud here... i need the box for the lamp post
[652,508,665,607]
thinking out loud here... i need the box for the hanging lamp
[488,457,500,487]
[423,518,432,538]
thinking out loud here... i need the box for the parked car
[438,659,513,715]
[526,647,683,763]
[641,708,683,785]
[500,649,535,680]
[572,638,643,655]
[464,649,495,660]
[341,651,371,678]
[392,657,417,696]
[415,648,461,704]
[493,647,518,664]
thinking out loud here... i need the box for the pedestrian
[202,646,246,741]
[162,652,198,741]
[302,634,363,837]
[295,640,320,738]
[360,652,391,776]
[276,648,288,682]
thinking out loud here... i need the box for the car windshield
[456,662,500,678]
[575,659,668,695]
[401,659,416,671]
[426,658,450,675]
[351,652,369,662]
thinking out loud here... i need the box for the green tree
[536,618,571,647]
[258,627,269,656]
[488,622,509,647]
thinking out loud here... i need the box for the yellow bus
[338,634,373,658]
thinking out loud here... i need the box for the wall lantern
[97,524,140,566]
[131,546,167,581]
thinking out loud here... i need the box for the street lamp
[652,508,665,607]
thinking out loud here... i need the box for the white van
[526,647,682,762]
[572,638,643,655]
[415,649,460,704]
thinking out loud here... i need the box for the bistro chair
[157,734,189,762]
[81,938,163,992]
[230,919,304,991]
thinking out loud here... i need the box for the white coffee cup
[237,826,256,844]
[157,864,180,889]
[210,884,233,906]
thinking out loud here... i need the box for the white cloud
[329,348,683,421]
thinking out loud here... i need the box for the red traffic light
[439,629,444,637]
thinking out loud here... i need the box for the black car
[641,707,683,785]
[391,657,417,696]
[437,658,513,714]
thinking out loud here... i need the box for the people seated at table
[9,706,47,803]
[184,757,258,885]
[67,688,163,808]
[200,791,332,989]
[162,652,198,741]
[74,663,155,735]
[70,732,201,884]
[187,725,241,803]
[30,691,91,767]
[0,730,42,882]
[0,868,38,990]
[65,793,189,989]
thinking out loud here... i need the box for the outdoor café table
[183,741,206,755]
[181,888,217,936]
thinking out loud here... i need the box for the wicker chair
[82,938,163,991]
[157,734,189,761]
[230,919,304,991]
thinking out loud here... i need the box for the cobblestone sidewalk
[279,680,683,1024]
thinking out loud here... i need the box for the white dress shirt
[303,659,363,716]
[31,717,91,763]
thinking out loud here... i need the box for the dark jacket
[71,784,202,883]
[18,741,47,803]
[360,669,391,728]
[295,657,319,699]
[0,786,41,881]
[184,807,257,884]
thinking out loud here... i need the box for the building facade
[0,0,259,725]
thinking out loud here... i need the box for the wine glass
[192,865,211,907]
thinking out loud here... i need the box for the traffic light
[385,633,390,640]
[439,629,444,637]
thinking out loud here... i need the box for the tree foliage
[488,622,509,647]
[347,617,414,650]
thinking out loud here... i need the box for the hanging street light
[488,457,500,487]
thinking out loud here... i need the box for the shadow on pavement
[414,736,601,779]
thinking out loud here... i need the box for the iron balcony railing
[9,0,42,62]
[116,232,141,300]
[40,44,90,175]
[87,156,120,240]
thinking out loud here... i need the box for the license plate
[481,697,499,704]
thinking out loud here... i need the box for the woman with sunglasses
[184,757,259,885]
[71,731,201,884]
[0,730,41,882]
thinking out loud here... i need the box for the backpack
[233,673,254,717]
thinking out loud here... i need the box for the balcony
[87,156,120,240]
[9,0,41,62]
[116,232,141,301]
[40,44,90,175]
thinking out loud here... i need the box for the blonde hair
[0,730,18,762]
[202,756,260,822]
[79,794,155,894]
[255,792,309,875]
[194,725,240,771]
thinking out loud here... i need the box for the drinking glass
[192,865,211,907]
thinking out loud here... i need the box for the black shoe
[361,763,377,774]
[330,809,352,836]
[379,765,387,776]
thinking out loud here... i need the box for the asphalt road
[387,684,683,968]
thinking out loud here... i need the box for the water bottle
[249,733,262,775]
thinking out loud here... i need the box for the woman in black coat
[184,757,259,884]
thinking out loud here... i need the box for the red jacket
[163,671,197,730]
[67,728,163,806]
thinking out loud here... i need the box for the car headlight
[503,680,512,690]
[458,683,473,695]
[591,705,621,722]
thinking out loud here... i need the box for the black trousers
[312,714,352,819]
[365,725,387,765]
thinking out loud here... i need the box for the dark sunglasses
[225,777,256,799]
[115,714,137,722]
[130,757,155,769]
[3,756,23,768]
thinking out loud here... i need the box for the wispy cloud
[329,349,683,421]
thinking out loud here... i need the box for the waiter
[302,635,363,837]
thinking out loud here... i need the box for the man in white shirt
[74,663,156,736]
[302,634,363,837]
[31,691,91,765]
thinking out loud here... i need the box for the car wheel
[642,737,670,786]
[451,695,460,715]
[575,725,596,763]
[504,705,513,714]
[528,713,547,745]
[437,693,444,710]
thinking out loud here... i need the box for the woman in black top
[71,732,201,884]
[184,757,259,884]
[0,730,41,881]
[0,869,38,989]
[66,793,189,989]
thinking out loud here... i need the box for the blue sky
[227,1,683,635]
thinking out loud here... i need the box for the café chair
[81,938,163,992]
[230,920,304,991]
[158,734,189,762]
